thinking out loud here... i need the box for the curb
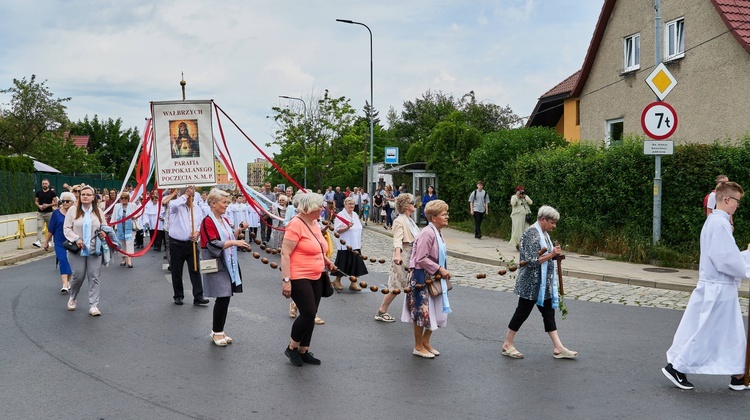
[0,248,47,266]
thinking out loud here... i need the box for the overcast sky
[0,0,603,179]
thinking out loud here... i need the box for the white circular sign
[641,102,678,140]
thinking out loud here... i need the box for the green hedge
[0,155,34,172]
[0,170,35,214]
[0,157,36,214]
[461,132,750,265]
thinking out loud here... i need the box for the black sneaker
[662,364,694,390]
[285,346,303,366]
[299,351,321,365]
[729,376,749,391]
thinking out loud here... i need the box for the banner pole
[190,196,197,272]
[745,284,749,386]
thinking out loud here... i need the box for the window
[623,33,640,72]
[665,18,685,60]
[606,118,624,146]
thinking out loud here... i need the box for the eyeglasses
[728,196,741,207]
[59,200,72,204]
[80,193,94,196]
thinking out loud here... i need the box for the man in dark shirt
[333,186,346,213]
[34,178,57,247]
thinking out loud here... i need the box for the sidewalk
[364,224,750,298]
[0,236,47,266]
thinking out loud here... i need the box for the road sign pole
[653,156,662,244]
[653,0,662,245]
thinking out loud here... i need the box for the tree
[69,115,141,179]
[420,111,483,211]
[29,132,104,174]
[458,90,523,133]
[268,90,370,190]
[0,75,70,155]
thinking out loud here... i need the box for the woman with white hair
[268,195,288,249]
[44,191,76,292]
[331,196,368,291]
[281,192,335,366]
[402,199,452,358]
[200,188,251,346]
[501,205,578,360]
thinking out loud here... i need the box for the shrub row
[0,155,34,172]
[0,170,36,214]
[461,131,750,265]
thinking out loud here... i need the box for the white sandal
[210,331,229,347]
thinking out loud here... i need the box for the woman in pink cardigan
[402,199,452,359]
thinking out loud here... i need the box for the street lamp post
[336,18,374,196]
[279,95,308,190]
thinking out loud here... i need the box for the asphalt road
[2,248,749,419]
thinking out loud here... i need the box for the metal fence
[0,171,154,216]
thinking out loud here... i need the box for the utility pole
[653,0,662,245]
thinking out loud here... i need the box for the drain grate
[643,267,679,273]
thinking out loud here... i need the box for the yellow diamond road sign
[645,63,677,100]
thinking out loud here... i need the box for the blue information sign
[385,147,399,164]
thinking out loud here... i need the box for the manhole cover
[643,267,679,273]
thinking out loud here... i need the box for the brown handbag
[428,277,453,297]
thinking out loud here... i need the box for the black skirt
[332,249,368,277]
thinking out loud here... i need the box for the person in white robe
[246,200,261,240]
[662,181,750,391]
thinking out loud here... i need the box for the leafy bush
[0,155,34,172]
[0,156,36,214]
[452,132,750,266]
[464,127,568,234]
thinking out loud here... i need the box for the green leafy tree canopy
[0,75,70,155]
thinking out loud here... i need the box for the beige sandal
[289,302,297,318]
[210,331,229,347]
[553,348,578,359]
[502,346,524,359]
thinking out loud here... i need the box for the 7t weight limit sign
[641,101,678,140]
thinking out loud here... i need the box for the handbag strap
[297,216,326,256]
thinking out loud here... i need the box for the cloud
[1,0,601,184]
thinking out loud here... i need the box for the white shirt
[334,210,363,250]
[144,199,159,229]
[168,194,203,241]
[706,191,717,211]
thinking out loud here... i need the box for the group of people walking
[36,178,749,391]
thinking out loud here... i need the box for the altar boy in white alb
[662,181,750,391]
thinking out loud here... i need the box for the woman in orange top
[280,192,335,366]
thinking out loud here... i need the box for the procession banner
[151,100,216,188]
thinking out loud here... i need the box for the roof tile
[712,0,750,54]
[540,70,582,99]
